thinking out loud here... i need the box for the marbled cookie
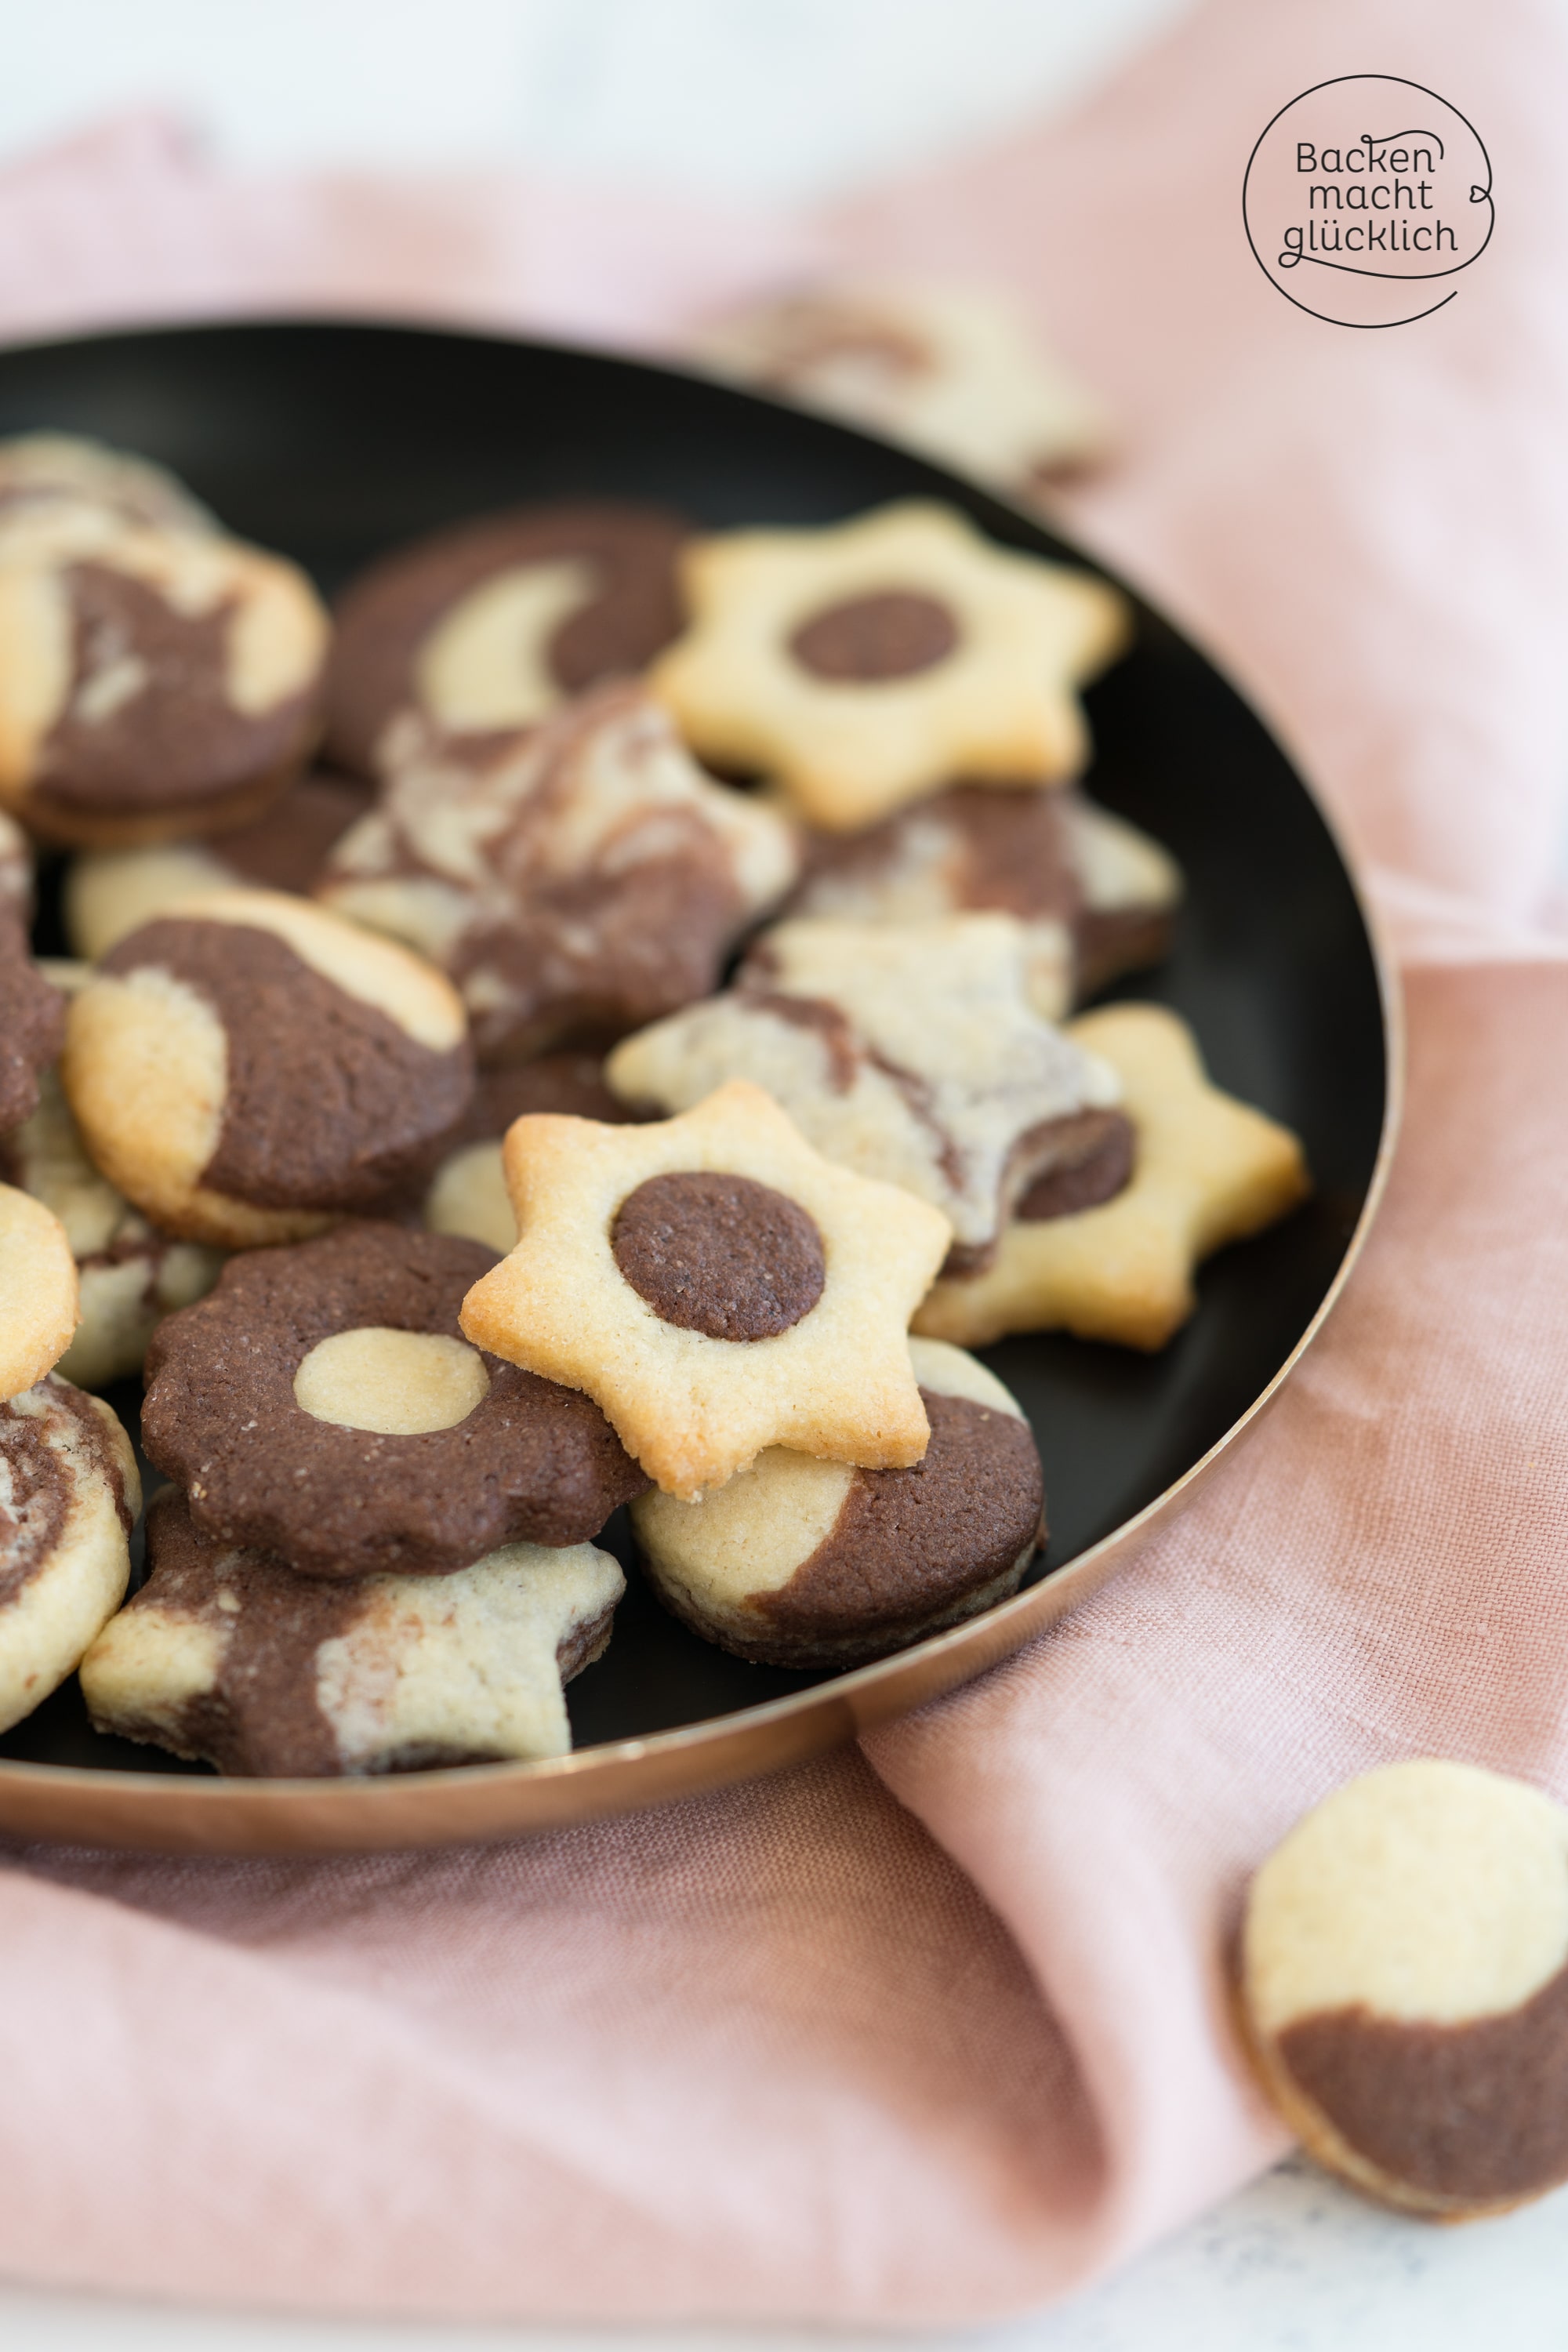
[318,681,799,1062]
[633,1338,1043,1666]
[143,1222,646,1579]
[650,501,1128,831]
[1,965,223,1389]
[0,1374,138,1733]
[460,1079,952,1499]
[915,1004,1309,1351]
[425,1054,639,1257]
[787,784,1181,1013]
[689,281,1107,498]
[82,1490,622,1776]
[0,432,217,539]
[325,499,690,776]
[608,913,1127,1273]
[0,503,329,847]
[62,887,473,1248]
[1241,1760,1568,2220]
[0,915,65,1138]
[0,1183,78,1401]
[65,766,373,959]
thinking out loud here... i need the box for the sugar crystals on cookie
[460,1078,952,1498]
[649,500,1129,830]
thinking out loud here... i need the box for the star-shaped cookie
[649,500,1128,831]
[459,1078,952,1498]
[913,1004,1310,1351]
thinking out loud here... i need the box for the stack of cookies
[0,433,1308,1779]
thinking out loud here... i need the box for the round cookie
[424,1054,641,1257]
[1,967,223,1389]
[142,1221,647,1579]
[0,1374,139,1733]
[0,433,217,539]
[325,499,691,776]
[317,681,800,1063]
[633,1337,1044,1666]
[0,1184,78,1401]
[61,887,474,1249]
[0,916,66,1138]
[1241,1760,1568,2220]
[65,767,374,960]
[0,506,330,848]
[82,1488,623,1777]
[0,808,31,920]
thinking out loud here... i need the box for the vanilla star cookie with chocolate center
[2,964,223,1391]
[461,1079,952,1498]
[608,913,1127,1273]
[649,500,1128,831]
[914,1003,1309,1350]
[64,766,373,959]
[82,1489,622,1776]
[325,499,690,777]
[786,784,1181,1014]
[62,887,473,1250]
[143,1221,645,1579]
[633,1338,1043,1667]
[0,504,329,848]
[1241,1760,1568,2220]
[0,1374,138,1732]
[0,1184,79,1401]
[317,681,800,1062]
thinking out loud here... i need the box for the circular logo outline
[1243,74,1494,328]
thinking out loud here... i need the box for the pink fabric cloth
[2,0,1566,2321]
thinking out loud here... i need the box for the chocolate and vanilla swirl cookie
[0,1374,139,1733]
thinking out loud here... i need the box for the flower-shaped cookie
[143,1222,646,1579]
[913,1004,1310,1350]
[460,1079,952,1498]
[0,1183,78,1401]
[649,501,1129,830]
[317,681,800,1062]
[82,1490,624,1777]
[607,913,1127,1272]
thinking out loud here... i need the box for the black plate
[0,321,1387,1779]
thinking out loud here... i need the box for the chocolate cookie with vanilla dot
[607,913,1128,1276]
[60,887,473,1250]
[325,498,690,777]
[0,1374,139,1734]
[142,1221,645,1580]
[81,1490,625,1777]
[460,1078,952,1500]
[0,502,331,848]
[633,1338,1043,1668]
[1240,1760,1568,2220]
[914,1003,1309,1351]
[317,681,800,1063]
[648,500,1128,832]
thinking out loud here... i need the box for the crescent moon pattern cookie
[1241,1761,1568,2219]
[607,913,1128,1273]
[649,500,1129,831]
[459,1079,953,1499]
[325,499,691,775]
[81,1489,623,1776]
[142,1221,647,1579]
[633,1338,1044,1666]
[61,887,473,1249]
[0,1374,139,1734]
[0,505,331,848]
[786,785,1182,1014]
[317,681,800,1063]
[424,1054,643,1258]
[914,1003,1309,1350]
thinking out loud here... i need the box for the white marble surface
[2,2,1562,2342]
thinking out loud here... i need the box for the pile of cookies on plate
[0,431,1308,1779]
